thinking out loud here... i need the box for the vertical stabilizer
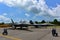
[11,19,16,29]
[11,19,14,25]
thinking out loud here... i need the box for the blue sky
[46,0,60,8]
[0,0,60,23]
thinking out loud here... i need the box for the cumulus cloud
[0,0,3,2]
[2,13,7,16]
[52,5,60,16]
[0,0,52,15]
[0,15,10,22]
[0,0,60,20]
[25,13,30,17]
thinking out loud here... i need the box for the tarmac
[0,27,60,40]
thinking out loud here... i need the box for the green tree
[52,19,59,25]
[41,20,46,23]
[29,20,34,24]
[53,19,58,24]
[35,21,38,24]
[2,22,4,24]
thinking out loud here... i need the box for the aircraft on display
[11,19,54,30]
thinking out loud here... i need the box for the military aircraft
[11,19,54,30]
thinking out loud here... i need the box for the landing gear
[12,26,16,30]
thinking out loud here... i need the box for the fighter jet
[11,19,54,30]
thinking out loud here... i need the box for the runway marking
[0,34,22,40]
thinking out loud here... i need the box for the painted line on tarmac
[0,34,22,40]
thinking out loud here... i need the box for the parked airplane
[11,19,54,30]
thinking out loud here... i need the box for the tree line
[0,19,60,25]
[29,19,60,25]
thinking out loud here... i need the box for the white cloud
[0,0,60,20]
[25,13,30,17]
[0,0,3,2]
[3,0,16,7]
[52,5,60,16]
[0,15,10,22]
[2,13,7,16]
[0,0,50,13]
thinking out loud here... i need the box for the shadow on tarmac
[7,28,33,32]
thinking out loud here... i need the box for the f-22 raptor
[11,19,54,30]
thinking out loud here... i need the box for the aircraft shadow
[7,28,33,32]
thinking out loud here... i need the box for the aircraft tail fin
[11,19,14,25]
